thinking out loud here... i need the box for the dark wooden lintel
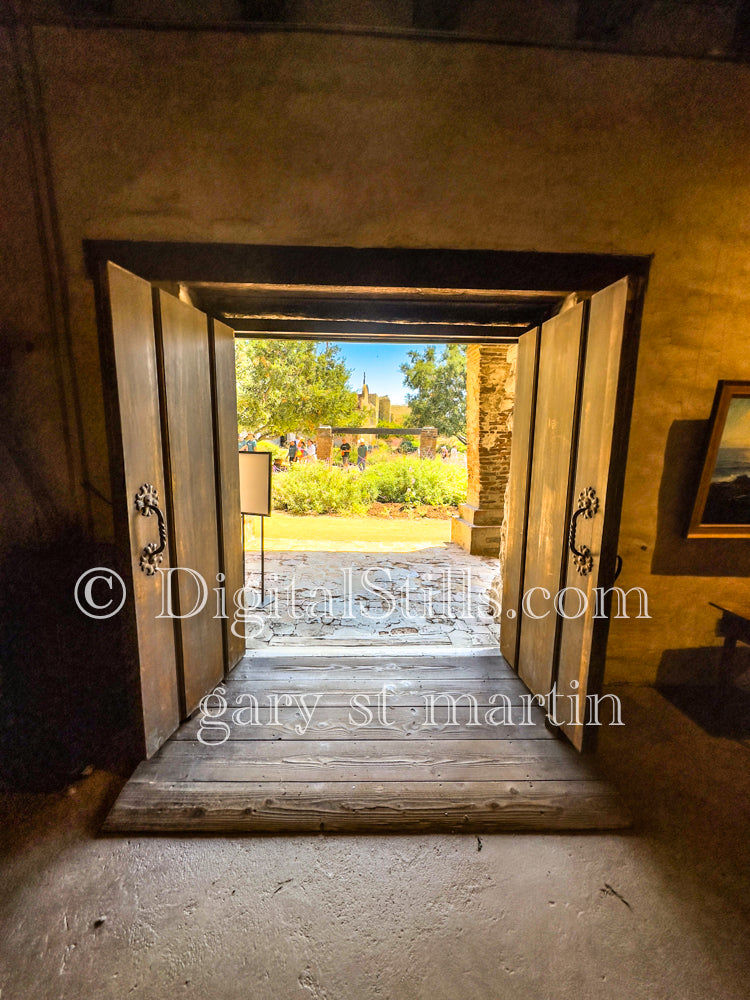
[84,241,651,293]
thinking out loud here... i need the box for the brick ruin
[451,344,517,559]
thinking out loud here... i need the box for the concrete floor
[1,686,749,999]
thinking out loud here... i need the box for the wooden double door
[501,278,639,751]
[98,263,244,758]
[98,263,637,763]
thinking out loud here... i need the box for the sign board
[238,451,272,516]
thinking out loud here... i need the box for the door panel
[555,278,633,749]
[100,264,180,756]
[155,290,224,715]
[500,326,539,669]
[209,318,245,673]
[517,304,585,697]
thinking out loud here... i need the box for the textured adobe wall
[4,25,750,688]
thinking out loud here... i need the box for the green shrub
[362,458,467,506]
[272,463,376,515]
[271,456,467,515]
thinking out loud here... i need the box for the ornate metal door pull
[568,486,599,576]
[135,483,167,575]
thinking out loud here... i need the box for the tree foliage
[235,340,364,437]
[399,344,467,437]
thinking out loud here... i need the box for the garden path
[242,513,501,653]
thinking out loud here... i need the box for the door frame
[88,242,650,759]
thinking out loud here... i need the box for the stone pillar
[451,344,516,556]
[419,426,437,459]
[316,425,332,462]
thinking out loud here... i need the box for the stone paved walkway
[242,515,501,653]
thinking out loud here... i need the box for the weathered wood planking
[127,744,595,784]
[555,278,636,751]
[155,289,224,715]
[208,317,245,674]
[104,655,628,833]
[102,779,629,833]
[220,678,530,706]
[518,304,585,698]
[99,263,180,757]
[140,738,577,766]
[173,706,552,741]
[500,326,539,670]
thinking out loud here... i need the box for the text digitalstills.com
[73,563,642,741]
[74,564,651,633]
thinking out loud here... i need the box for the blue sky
[333,342,428,404]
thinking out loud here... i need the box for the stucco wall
[4,25,750,686]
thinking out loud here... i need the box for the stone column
[316,425,332,462]
[419,426,437,459]
[451,344,516,556]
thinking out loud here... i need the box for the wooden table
[709,602,750,693]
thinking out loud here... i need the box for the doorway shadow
[655,685,750,740]
[655,646,750,739]
[0,525,144,792]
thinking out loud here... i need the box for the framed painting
[688,381,750,538]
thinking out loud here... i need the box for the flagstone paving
[242,514,501,651]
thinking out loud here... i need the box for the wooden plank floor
[103,654,629,833]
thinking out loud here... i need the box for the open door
[502,278,639,752]
[97,263,242,757]
[517,303,586,698]
[209,318,246,675]
[555,279,638,750]
[500,325,539,669]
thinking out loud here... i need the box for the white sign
[239,451,272,516]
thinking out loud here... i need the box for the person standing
[357,438,367,471]
[340,438,351,468]
[288,436,298,464]
[306,439,317,462]
[246,432,257,452]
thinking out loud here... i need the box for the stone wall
[466,345,516,511]
[452,344,516,556]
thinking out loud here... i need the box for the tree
[235,339,364,437]
[399,344,466,437]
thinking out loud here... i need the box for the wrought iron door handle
[135,483,167,575]
[568,487,599,576]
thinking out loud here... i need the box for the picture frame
[688,381,750,538]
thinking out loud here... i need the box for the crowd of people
[239,431,463,470]
[285,435,317,464]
